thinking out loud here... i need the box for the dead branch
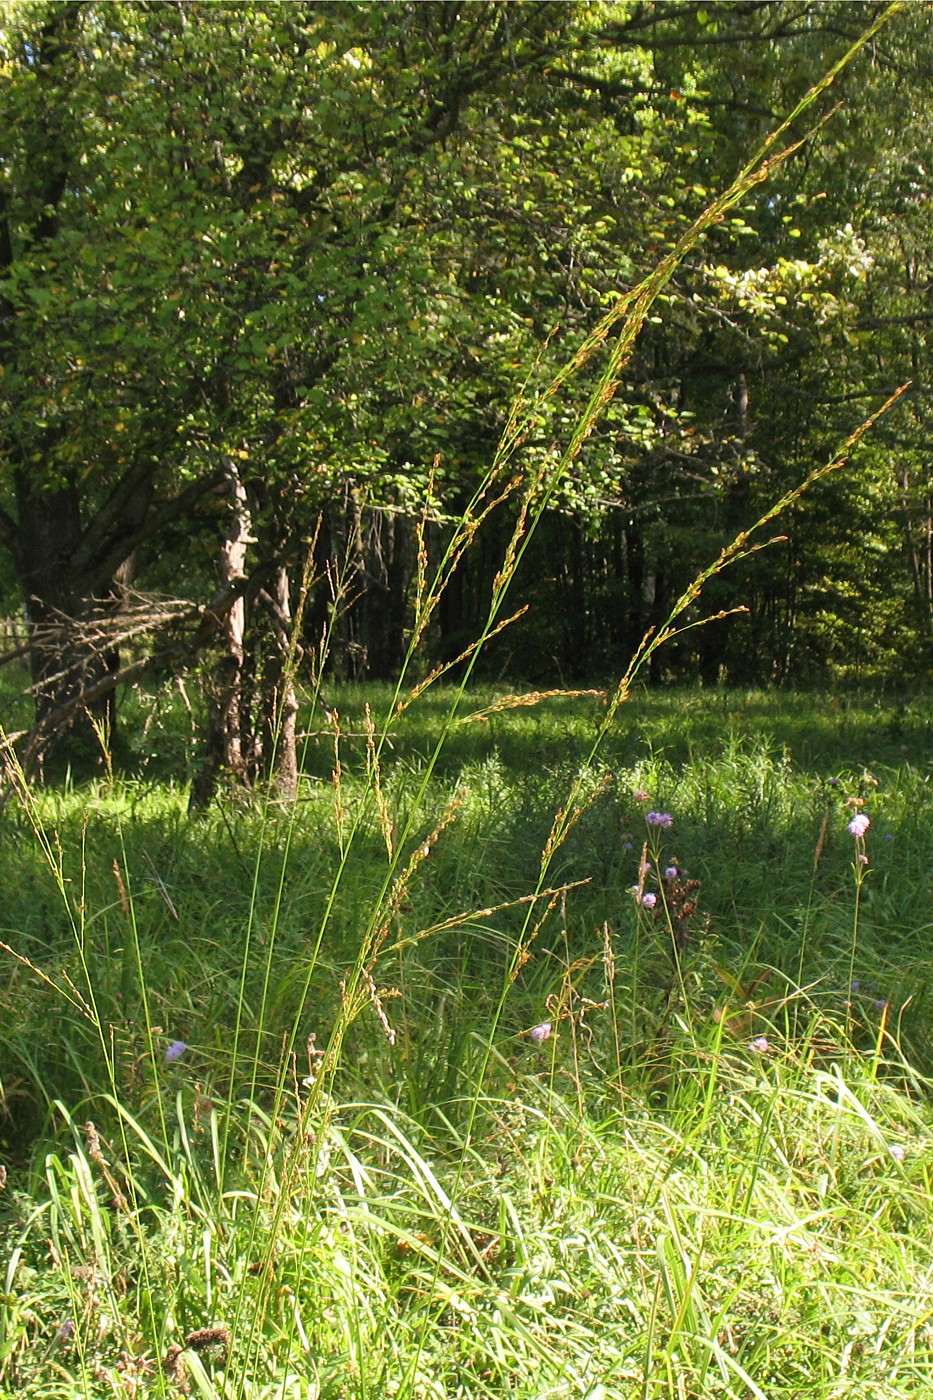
[8,565,280,775]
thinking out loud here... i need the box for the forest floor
[1,684,932,1399]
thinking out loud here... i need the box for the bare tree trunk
[189,463,252,812]
[219,467,250,773]
[259,563,299,803]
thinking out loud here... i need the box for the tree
[0,0,922,791]
[0,0,587,774]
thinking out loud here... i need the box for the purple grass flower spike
[646,811,674,828]
[165,1040,187,1062]
[641,892,658,909]
[848,814,870,837]
[529,1022,552,1044]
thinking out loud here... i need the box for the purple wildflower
[848,814,870,838]
[641,892,658,909]
[165,1040,187,1062]
[646,811,674,828]
[664,866,678,880]
[529,1022,552,1044]
[749,1036,769,1053]
[828,777,840,788]
[889,1143,906,1163]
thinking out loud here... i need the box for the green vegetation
[0,0,930,783]
[2,687,932,1398]
[2,4,932,1396]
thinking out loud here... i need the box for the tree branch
[84,465,228,595]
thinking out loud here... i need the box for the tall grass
[3,9,931,1395]
[1,687,932,1398]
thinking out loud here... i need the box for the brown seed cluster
[662,874,708,954]
[163,1327,231,1393]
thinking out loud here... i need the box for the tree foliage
[0,0,926,781]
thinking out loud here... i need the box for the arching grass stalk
[344,5,914,1188]
[318,1,912,1109]
[318,0,908,921]
[227,38,897,1383]
[0,7,913,1395]
[310,7,913,1390]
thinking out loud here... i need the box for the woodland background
[0,0,930,785]
[4,9,933,1397]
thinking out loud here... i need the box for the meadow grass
[1,684,932,1399]
[0,22,923,1391]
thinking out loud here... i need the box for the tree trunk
[189,463,252,812]
[259,564,299,803]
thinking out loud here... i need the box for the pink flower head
[848,814,871,838]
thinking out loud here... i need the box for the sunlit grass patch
[4,1007,933,1398]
